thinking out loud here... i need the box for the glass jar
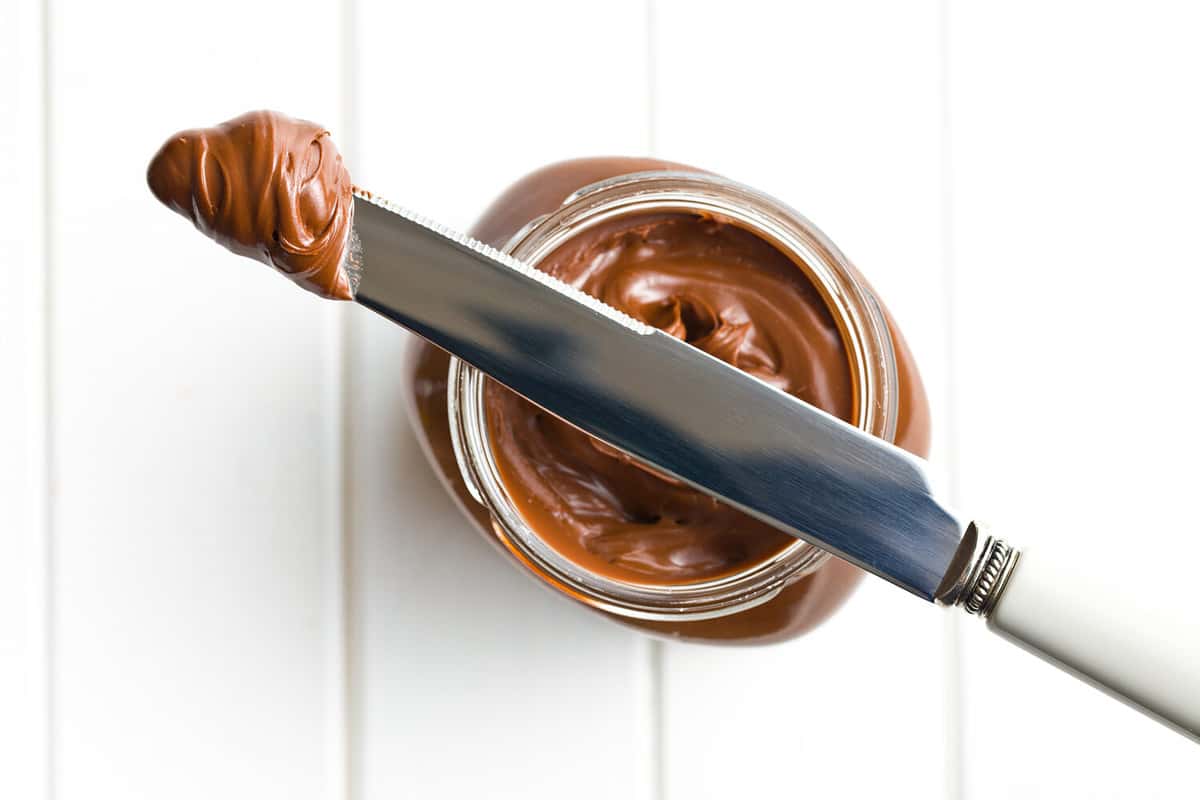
[403,158,930,644]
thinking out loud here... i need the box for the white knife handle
[976,543,1200,742]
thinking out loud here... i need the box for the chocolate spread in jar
[485,211,855,584]
[146,110,356,300]
[405,158,931,643]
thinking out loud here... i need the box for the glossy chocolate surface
[486,211,855,584]
[147,110,355,300]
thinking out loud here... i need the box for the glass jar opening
[448,171,899,621]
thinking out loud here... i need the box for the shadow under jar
[403,159,930,645]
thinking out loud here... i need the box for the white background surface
[2,1,1199,797]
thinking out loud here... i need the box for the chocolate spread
[147,110,355,300]
[485,212,855,584]
[405,158,931,643]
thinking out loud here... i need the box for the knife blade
[348,191,973,602]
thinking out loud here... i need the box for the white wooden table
[3,1,1198,797]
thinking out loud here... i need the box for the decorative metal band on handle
[958,534,1021,618]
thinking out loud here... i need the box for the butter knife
[347,189,1200,743]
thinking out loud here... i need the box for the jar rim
[448,171,899,621]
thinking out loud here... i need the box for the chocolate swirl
[147,110,355,300]
[486,212,855,584]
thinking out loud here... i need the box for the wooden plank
[0,1,50,799]
[46,1,349,797]
[652,2,954,797]
[948,1,1200,793]
[348,2,656,798]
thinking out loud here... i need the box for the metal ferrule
[953,529,1021,618]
